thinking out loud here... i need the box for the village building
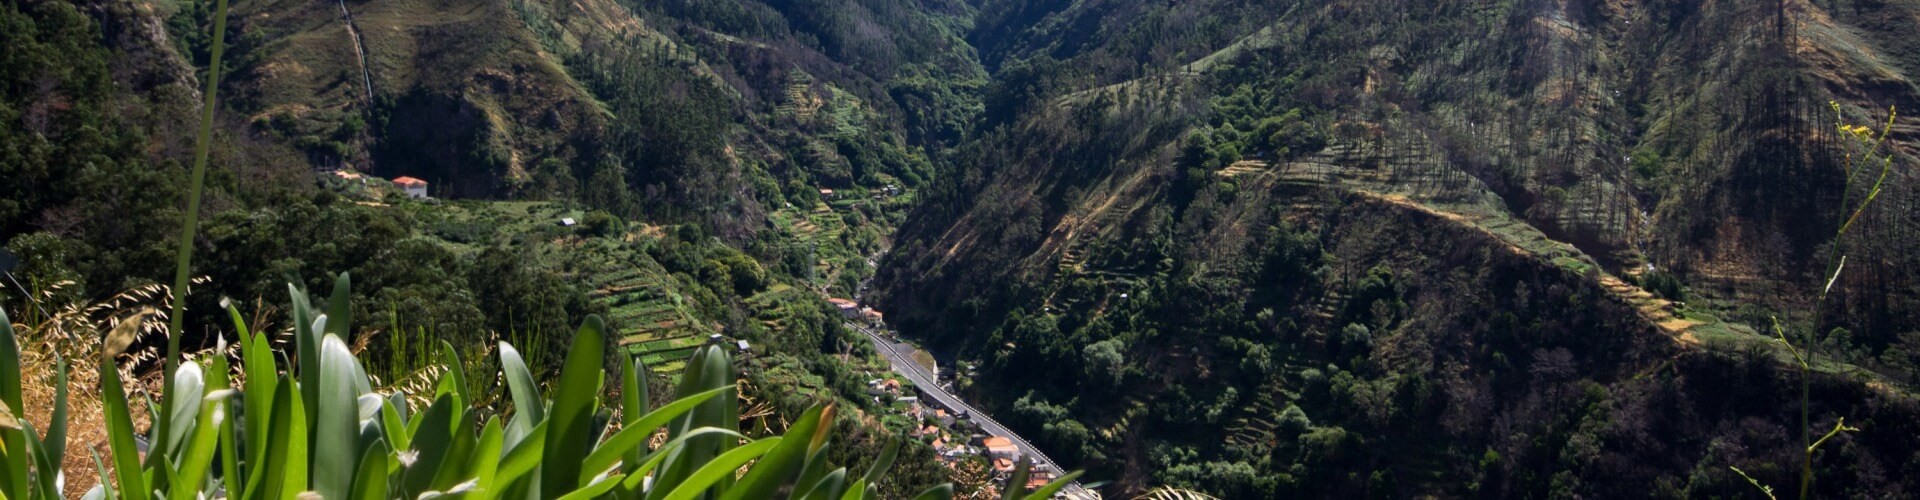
[983,436,1019,460]
[860,307,884,325]
[818,188,836,199]
[829,298,859,317]
[393,176,429,199]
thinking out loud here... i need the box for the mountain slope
[876,0,1920,495]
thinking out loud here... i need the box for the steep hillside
[188,0,981,234]
[877,0,1920,495]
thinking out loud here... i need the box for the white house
[393,176,429,199]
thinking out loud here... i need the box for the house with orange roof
[393,176,428,199]
[828,298,858,317]
[983,436,1018,459]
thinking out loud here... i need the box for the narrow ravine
[336,0,374,103]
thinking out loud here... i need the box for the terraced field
[770,202,853,285]
[590,262,709,376]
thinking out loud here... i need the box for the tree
[1082,338,1127,387]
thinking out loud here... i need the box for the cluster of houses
[865,377,1062,494]
[328,169,431,200]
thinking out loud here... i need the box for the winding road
[848,323,1094,499]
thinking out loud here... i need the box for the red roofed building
[393,176,429,199]
[983,436,1018,459]
[828,298,859,317]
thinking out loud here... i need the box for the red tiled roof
[393,176,427,187]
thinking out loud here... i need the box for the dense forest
[4,0,1920,498]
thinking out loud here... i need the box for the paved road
[849,323,1094,499]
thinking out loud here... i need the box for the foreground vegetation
[0,276,1090,499]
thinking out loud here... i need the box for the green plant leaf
[400,394,456,497]
[0,305,17,409]
[858,438,900,487]
[99,356,148,500]
[168,390,228,500]
[492,419,547,493]
[910,484,953,500]
[660,437,781,500]
[0,306,23,500]
[794,445,831,499]
[542,315,607,496]
[235,304,278,493]
[163,363,206,462]
[723,405,826,500]
[499,342,543,438]
[289,283,320,442]
[380,397,410,461]
[579,385,732,486]
[45,353,70,494]
[207,339,238,497]
[350,439,390,500]
[314,335,364,500]
[1002,457,1031,500]
[89,448,116,500]
[557,473,627,500]
[621,356,649,472]
[798,468,846,500]
[631,427,752,499]
[325,273,353,341]
[434,341,468,410]
[838,479,870,500]
[471,417,503,492]
[252,375,307,500]
[14,418,55,499]
[658,346,737,496]
[1020,470,1083,500]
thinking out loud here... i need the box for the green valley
[4,0,1920,498]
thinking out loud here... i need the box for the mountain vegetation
[4,0,1919,497]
